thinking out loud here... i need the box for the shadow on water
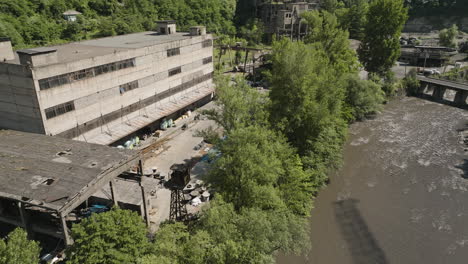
[456,159,468,179]
[334,199,389,264]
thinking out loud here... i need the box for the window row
[119,80,139,94]
[167,48,180,57]
[169,67,182,77]
[39,58,136,90]
[45,101,75,120]
[203,57,213,65]
[156,72,214,101]
[202,39,212,48]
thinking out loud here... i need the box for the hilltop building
[62,10,82,22]
[256,0,320,39]
[0,21,214,145]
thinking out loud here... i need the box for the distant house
[63,10,82,22]
[256,0,320,40]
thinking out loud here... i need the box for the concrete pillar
[432,86,446,100]
[417,83,427,94]
[454,90,468,106]
[18,202,33,239]
[138,160,143,176]
[140,185,150,227]
[109,180,118,206]
[59,213,73,246]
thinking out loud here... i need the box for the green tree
[61,17,84,41]
[268,39,344,155]
[234,0,256,28]
[439,24,458,48]
[204,76,269,133]
[143,222,215,264]
[197,198,311,263]
[339,0,369,40]
[207,125,314,215]
[0,228,40,264]
[268,38,349,187]
[321,0,339,13]
[94,17,116,37]
[342,74,385,121]
[67,208,150,264]
[358,0,408,75]
[302,10,359,75]
[239,19,264,45]
[403,68,420,96]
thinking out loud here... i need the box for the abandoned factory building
[0,130,149,245]
[256,0,320,39]
[0,21,214,145]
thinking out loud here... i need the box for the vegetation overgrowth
[0,0,411,263]
[0,228,40,264]
[0,0,237,49]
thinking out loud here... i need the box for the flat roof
[0,130,139,212]
[157,20,176,24]
[3,31,201,65]
[17,47,57,56]
[63,10,82,15]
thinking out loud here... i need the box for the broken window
[44,101,75,119]
[167,48,180,57]
[168,67,182,77]
[119,80,139,94]
[39,58,135,90]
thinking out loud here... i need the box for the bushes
[439,24,458,48]
[342,74,385,121]
[403,69,421,96]
[0,228,40,264]
[67,208,150,264]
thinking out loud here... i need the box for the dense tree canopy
[0,0,236,49]
[439,24,458,48]
[204,76,269,133]
[0,228,40,264]
[267,38,349,187]
[142,198,310,264]
[67,208,150,264]
[268,39,344,155]
[342,74,385,121]
[404,0,468,17]
[302,10,359,75]
[358,0,408,75]
[208,125,314,215]
[336,0,369,40]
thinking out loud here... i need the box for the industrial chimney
[190,26,206,36]
[157,20,177,35]
[0,38,15,61]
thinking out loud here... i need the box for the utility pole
[423,52,429,72]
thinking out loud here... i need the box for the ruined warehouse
[0,21,214,145]
[0,130,144,245]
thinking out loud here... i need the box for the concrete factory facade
[0,21,214,145]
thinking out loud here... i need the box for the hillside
[0,0,236,49]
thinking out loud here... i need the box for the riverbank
[278,96,468,264]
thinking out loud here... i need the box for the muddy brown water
[277,97,468,264]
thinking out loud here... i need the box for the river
[277,97,468,264]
